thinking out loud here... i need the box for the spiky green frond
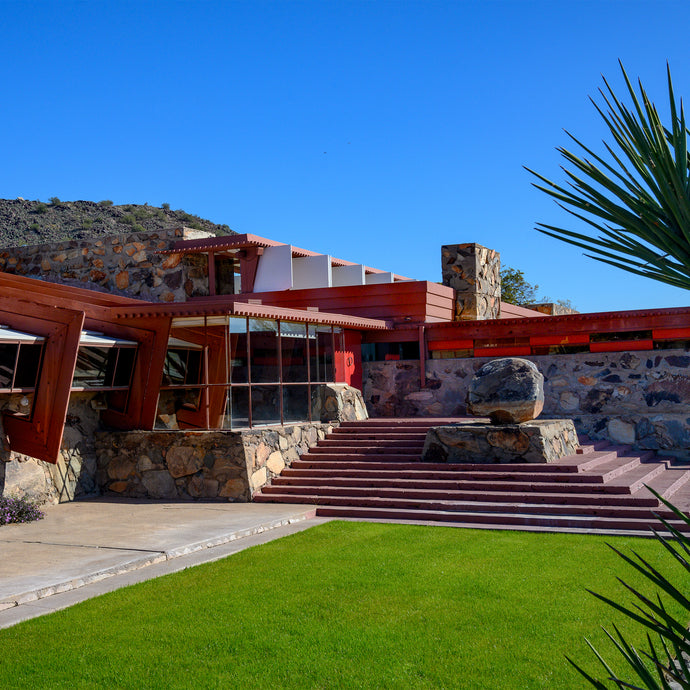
[527,62,690,291]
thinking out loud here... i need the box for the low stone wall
[363,348,690,458]
[95,422,334,501]
[0,227,213,302]
[0,393,102,504]
[422,420,580,464]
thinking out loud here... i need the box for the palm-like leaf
[526,62,690,291]
[571,487,690,688]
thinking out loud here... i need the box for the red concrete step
[317,439,426,448]
[289,457,658,484]
[633,464,690,501]
[278,467,655,493]
[302,452,423,462]
[576,440,614,455]
[260,484,660,507]
[306,505,690,533]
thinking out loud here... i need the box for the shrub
[0,495,45,525]
[82,219,93,229]
[48,196,60,205]
[98,199,113,207]
[28,222,40,231]
[33,203,47,214]
[161,202,170,211]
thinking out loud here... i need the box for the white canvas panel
[253,244,294,292]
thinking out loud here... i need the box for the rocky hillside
[0,198,234,248]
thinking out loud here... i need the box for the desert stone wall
[95,423,334,501]
[0,227,213,302]
[0,393,102,504]
[363,348,690,458]
[441,243,501,320]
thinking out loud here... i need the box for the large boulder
[466,358,544,424]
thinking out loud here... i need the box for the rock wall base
[421,419,580,464]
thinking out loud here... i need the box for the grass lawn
[0,521,687,689]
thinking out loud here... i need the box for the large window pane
[72,347,110,388]
[280,322,308,382]
[14,344,42,389]
[0,344,18,389]
[309,325,334,382]
[251,385,281,425]
[223,386,249,429]
[112,348,136,387]
[283,385,309,423]
[229,317,248,383]
[249,319,279,383]
[163,349,203,386]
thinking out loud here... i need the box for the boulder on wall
[466,357,544,424]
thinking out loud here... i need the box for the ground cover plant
[0,522,687,689]
[0,495,44,525]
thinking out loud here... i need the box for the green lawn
[0,521,687,689]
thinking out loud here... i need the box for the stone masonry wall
[95,423,334,501]
[0,227,214,302]
[363,348,690,458]
[441,243,501,320]
[0,393,102,504]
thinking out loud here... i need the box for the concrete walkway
[0,498,325,629]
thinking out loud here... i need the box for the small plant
[98,199,113,207]
[33,203,47,214]
[0,495,45,525]
[48,196,60,205]
[162,202,170,211]
[82,218,93,229]
[28,222,40,231]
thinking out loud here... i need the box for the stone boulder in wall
[466,357,544,424]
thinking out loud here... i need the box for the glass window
[283,385,310,423]
[14,344,43,389]
[228,317,248,383]
[249,319,279,383]
[223,386,250,429]
[309,325,334,382]
[162,348,203,386]
[0,344,18,389]
[280,322,308,383]
[71,346,135,389]
[72,347,110,388]
[251,385,281,425]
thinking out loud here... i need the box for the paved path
[0,498,325,629]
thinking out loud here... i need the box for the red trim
[590,339,654,352]
[652,327,690,340]
[428,339,474,351]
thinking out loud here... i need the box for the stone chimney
[441,243,501,320]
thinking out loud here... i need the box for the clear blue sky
[2,0,689,313]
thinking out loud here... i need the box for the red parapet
[590,339,655,353]
[427,339,474,351]
[473,346,532,358]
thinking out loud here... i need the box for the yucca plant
[527,62,690,291]
[569,487,690,688]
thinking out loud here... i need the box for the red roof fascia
[112,298,391,330]
[0,298,84,464]
[158,232,410,280]
[422,305,690,340]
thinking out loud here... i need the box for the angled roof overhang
[113,299,391,331]
[155,232,411,281]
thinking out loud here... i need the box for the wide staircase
[253,418,690,534]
